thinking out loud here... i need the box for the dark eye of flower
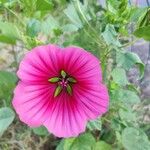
[48,70,77,97]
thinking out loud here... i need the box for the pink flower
[12,44,109,138]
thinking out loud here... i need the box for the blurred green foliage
[0,0,150,149]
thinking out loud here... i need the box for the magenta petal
[62,46,102,82]
[12,82,55,127]
[44,93,87,138]
[74,84,109,120]
[17,45,61,83]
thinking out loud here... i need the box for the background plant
[0,0,150,149]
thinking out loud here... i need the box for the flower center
[48,70,76,97]
[59,78,68,87]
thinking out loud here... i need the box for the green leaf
[0,71,17,85]
[48,77,60,83]
[106,0,128,14]
[137,9,150,28]
[122,127,150,150]
[0,21,20,44]
[87,118,102,131]
[111,118,121,131]
[41,15,59,35]
[130,8,147,23]
[93,141,111,150]
[102,24,121,46]
[106,0,118,14]
[63,133,96,150]
[36,0,53,11]
[53,28,63,36]
[0,71,17,102]
[111,68,128,86]
[26,19,41,37]
[19,0,37,15]
[54,85,62,97]
[64,1,90,29]
[64,3,83,29]
[64,138,76,150]
[134,26,150,41]
[56,140,65,150]
[115,131,122,144]
[119,107,136,123]
[113,89,140,105]
[62,24,78,32]
[22,35,43,49]
[0,107,15,136]
[116,51,145,78]
[32,126,49,136]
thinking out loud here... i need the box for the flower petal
[12,82,56,127]
[62,46,102,82]
[44,93,87,138]
[17,44,62,83]
[73,83,109,120]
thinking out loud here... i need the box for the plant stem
[120,39,138,48]
[4,6,24,26]
[75,0,105,48]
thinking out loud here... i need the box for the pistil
[48,70,76,97]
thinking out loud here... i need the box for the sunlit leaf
[122,127,150,150]
[26,19,41,37]
[0,107,15,136]
[102,24,121,46]
[57,133,96,150]
[36,0,53,11]
[112,89,140,105]
[32,126,49,136]
[134,26,150,41]
[41,15,59,35]
[116,51,145,78]
[119,107,136,123]
[87,118,102,131]
[0,21,20,44]
[0,71,17,102]
[64,3,82,28]
[64,1,91,29]
[93,141,111,150]
[62,24,78,32]
[111,68,128,86]
[130,7,147,23]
